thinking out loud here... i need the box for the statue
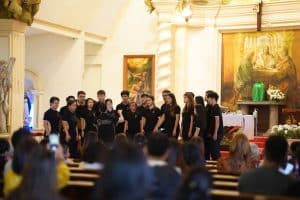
[0,58,15,133]
[0,0,41,25]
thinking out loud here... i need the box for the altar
[237,101,285,131]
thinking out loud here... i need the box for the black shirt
[207,104,223,137]
[116,102,130,133]
[83,109,97,132]
[62,110,78,137]
[137,105,147,116]
[76,104,87,119]
[181,106,194,134]
[93,101,106,115]
[59,106,68,118]
[162,105,180,135]
[125,111,141,137]
[195,104,207,133]
[142,107,161,133]
[43,108,60,133]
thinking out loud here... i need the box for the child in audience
[6,147,63,200]
[176,167,212,200]
[79,142,107,170]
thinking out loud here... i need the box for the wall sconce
[182,4,192,22]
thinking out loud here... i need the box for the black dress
[97,110,118,144]
[125,111,141,139]
[61,110,79,158]
[83,109,97,133]
[181,106,194,141]
[195,104,207,138]
[162,105,180,138]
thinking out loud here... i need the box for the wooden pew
[213,181,238,190]
[212,174,239,182]
[70,173,99,182]
[68,167,101,174]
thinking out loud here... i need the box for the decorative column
[30,90,44,130]
[0,19,27,137]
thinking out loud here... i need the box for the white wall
[101,0,158,104]
[25,34,84,113]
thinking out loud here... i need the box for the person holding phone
[61,100,79,158]
[43,97,60,136]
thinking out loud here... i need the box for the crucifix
[257,0,263,32]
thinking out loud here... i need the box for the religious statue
[0,0,41,25]
[234,51,255,101]
[0,58,15,133]
[254,46,276,69]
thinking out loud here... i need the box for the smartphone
[279,163,294,175]
[49,134,59,151]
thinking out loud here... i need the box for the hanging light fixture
[176,0,193,22]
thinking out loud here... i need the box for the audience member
[217,133,256,174]
[114,133,128,147]
[0,139,10,178]
[183,142,206,169]
[176,167,212,200]
[238,135,296,195]
[133,133,147,149]
[250,142,260,167]
[147,134,181,199]
[6,147,63,200]
[4,138,39,196]
[80,142,107,170]
[91,143,151,200]
[81,131,98,155]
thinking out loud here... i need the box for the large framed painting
[123,55,155,104]
[221,30,300,111]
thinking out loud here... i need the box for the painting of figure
[222,30,300,110]
[123,55,155,104]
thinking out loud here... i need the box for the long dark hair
[167,93,178,116]
[195,96,205,107]
[183,92,195,113]
[7,146,62,200]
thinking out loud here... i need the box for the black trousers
[204,136,222,160]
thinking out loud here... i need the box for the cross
[257,0,263,32]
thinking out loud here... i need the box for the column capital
[0,19,27,33]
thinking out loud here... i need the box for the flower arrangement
[267,86,285,101]
[271,124,300,139]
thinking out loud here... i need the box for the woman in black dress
[83,98,97,134]
[154,93,180,138]
[61,100,80,158]
[124,102,141,139]
[97,99,124,145]
[181,92,195,141]
[194,96,207,138]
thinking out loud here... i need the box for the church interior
[1,0,300,200]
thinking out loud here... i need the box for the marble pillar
[0,19,27,137]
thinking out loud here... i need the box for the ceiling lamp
[177,0,193,22]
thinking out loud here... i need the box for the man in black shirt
[76,91,87,138]
[93,90,106,115]
[43,97,60,136]
[137,93,148,115]
[116,90,130,134]
[160,89,171,113]
[60,95,75,118]
[205,91,223,160]
[141,95,161,137]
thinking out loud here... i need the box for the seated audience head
[167,138,179,166]
[92,143,150,200]
[229,133,251,161]
[190,137,205,158]
[97,90,106,102]
[49,97,59,110]
[0,139,10,173]
[120,90,130,103]
[195,96,205,107]
[11,128,32,150]
[290,141,300,158]
[77,90,86,104]
[65,95,75,104]
[133,133,147,148]
[7,147,61,200]
[85,98,95,110]
[264,135,288,166]
[183,142,205,167]
[176,167,212,200]
[67,100,77,112]
[40,138,50,149]
[114,133,128,146]
[61,143,70,160]
[147,133,169,160]
[12,137,39,175]
[82,142,107,164]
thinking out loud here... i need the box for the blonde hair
[229,133,251,162]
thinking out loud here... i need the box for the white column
[0,19,27,137]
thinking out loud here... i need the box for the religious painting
[221,30,300,110]
[123,55,155,104]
